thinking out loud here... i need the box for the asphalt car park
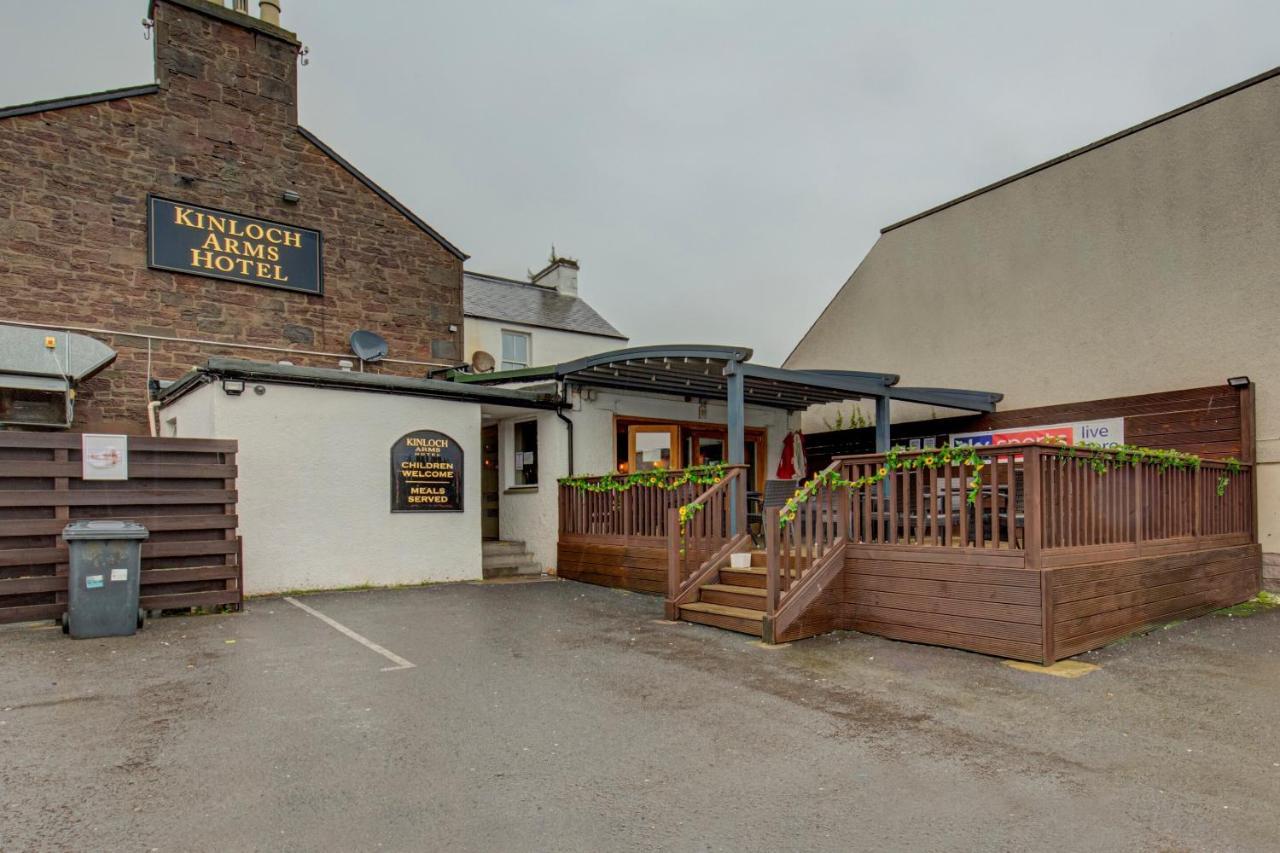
[2,578,1278,852]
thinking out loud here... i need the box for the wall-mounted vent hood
[0,324,117,428]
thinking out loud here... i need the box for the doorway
[481,425,499,540]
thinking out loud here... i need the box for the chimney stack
[532,254,580,298]
[259,0,281,25]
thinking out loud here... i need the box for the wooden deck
[557,443,1260,663]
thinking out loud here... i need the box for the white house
[462,257,627,374]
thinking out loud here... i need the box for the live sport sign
[147,196,323,295]
[952,418,1124,449]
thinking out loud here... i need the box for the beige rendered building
[785,65,1280,579]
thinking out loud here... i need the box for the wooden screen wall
[0,433,241,624]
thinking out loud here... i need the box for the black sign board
[390,430,464,512]
[147,196,323,295]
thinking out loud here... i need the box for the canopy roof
[448,344,1003,413]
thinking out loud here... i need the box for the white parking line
[283,596,416,672]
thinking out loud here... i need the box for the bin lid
[62,520,149,541]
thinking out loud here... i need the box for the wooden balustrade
[763,462,847,620]
[558,472,705,541]
[666,467,749,612]
[759,443,1256,639]
[839,452,1023,549]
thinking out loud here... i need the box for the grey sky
[4,1,1279,364]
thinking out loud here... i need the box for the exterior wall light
[282,189,301,204]
[222,379,246,396]
[1227,376,1251,388]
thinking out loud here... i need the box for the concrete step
[484,561,543,579]
[482,552,539,569]
[482,540,528,556]
[698,583,767,611]
[678,601,764,637]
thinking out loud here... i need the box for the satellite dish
[471,350,496,373]
[349,330,389,363]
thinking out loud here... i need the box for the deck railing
[759,443,1255,641]
[558,472,706,541]
[666,467,750,614]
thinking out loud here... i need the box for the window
[501,330,531,370]
[513,419,538,486]
[628,424,679,472]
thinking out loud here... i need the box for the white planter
[729,552,752,569]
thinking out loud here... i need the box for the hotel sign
[147,196,323,295]
[390,430,464,512]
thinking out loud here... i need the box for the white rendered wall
[463,316,625,368]
[161,381,482,594]
[497,388,795,571]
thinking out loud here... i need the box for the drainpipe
[556,382,575,475]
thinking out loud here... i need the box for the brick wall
[0,0,464,432]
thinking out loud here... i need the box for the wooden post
[1024,448,1053,664]
[764,507,780,643]
[665,507,680,620]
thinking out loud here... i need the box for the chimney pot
[259,0,280,25]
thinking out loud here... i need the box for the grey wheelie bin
[61,521,149,638]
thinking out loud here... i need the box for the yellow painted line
[1003,659,1100,678]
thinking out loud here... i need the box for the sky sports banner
[950,418,1124,449]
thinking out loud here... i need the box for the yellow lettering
[255,262,273,278]
[174,206,199,228]
[223,238,241,255]
[190,249,215,269]
[264,227,283,244]
[213,255,235,273]
[283,230,302,249]
[244,223,265,241]
[271,264,288,282]
[200,232,223,252]
[266,245,280,262]
[241,243,266,260]
[206,215,227,234]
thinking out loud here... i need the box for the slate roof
[463,272,626,339]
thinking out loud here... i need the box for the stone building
[0,0,466,432]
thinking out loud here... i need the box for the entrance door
[481,425,499,540]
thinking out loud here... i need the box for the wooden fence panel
[0,433,240,624]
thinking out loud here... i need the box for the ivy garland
[773,441,1243,531]
[558,461,728,495]
[777,444,987,528]
[1053,440,1240,497]
[558,463,730,553]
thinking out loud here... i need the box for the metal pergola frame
[451,344,1004,465]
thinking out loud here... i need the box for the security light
[222,379,246,396]
[282,189,301,204]
[1227,376,1251,388]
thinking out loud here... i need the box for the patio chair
[747,478,799,547]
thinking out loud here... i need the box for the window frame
[511,417,539,488]
[500,329,532,371]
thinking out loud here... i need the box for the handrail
[764,459,847,635]
[664,467,750,616]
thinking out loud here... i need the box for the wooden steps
[678,601,764,637]
[719,567,766,588]
[674,549,772,637]
[698,583,766,610]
